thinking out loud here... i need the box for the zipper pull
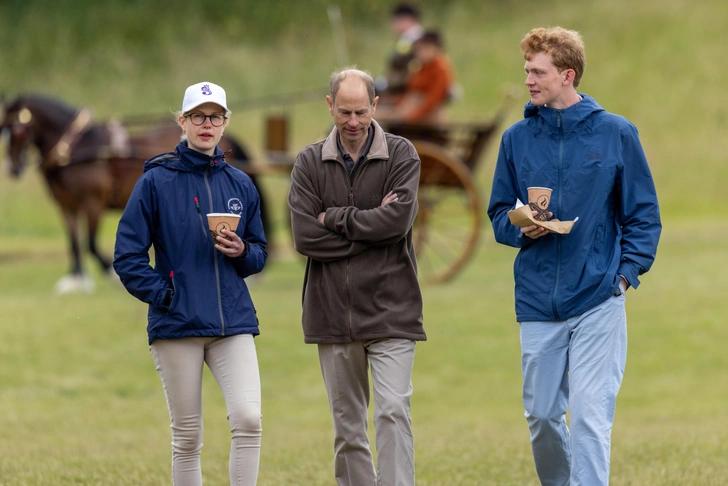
[194,197,201,214]
[349,188,354,203]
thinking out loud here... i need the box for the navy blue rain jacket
[114,141,267,344]
[488,95,661,322]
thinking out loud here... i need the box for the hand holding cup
[527,187,552,221]
[521,187,553,239]
[207,213,245,257]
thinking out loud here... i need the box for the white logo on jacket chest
[228,198,244,215]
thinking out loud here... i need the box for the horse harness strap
[42,108,93,170]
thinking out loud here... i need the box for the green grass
[2,0,728,484]
[2,174,727,485]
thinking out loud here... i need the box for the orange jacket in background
[402,55,454,123]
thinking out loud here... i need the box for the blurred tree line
[0,0,482,51]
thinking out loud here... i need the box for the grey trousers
[318,338,417,486]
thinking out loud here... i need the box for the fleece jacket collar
[322,119,389,163]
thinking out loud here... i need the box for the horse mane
[9,93,80,125]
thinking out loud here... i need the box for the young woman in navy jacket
[114,81,267,486]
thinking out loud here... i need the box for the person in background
[114,81,267,486]
[288,68,426,486]
[487,27,661,485]
[378,29,455,125]
[376,2,424,100]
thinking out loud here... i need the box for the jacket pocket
[514,251,523,288]
[166,272,179,314]
[196,212,209,239]
[587,210,607,271]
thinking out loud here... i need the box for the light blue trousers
[520,291,627,486]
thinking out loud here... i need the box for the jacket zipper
[551,111,564,321]
[346,184,355,339]
[204,164,226,335]
[169,270,176,309]
[193,197,207,238]
[342,156,370,341]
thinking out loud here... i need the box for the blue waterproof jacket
[488,95,661,322]
[114,141,267,344]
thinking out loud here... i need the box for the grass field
[2,0,728,484]
[2,171,727,486]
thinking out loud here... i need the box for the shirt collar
[336,126,375,164]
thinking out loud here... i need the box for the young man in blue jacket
[487,27,661,485]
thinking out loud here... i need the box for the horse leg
[84,199,112,274]
[62,208,83,276]
[55,208,95,293]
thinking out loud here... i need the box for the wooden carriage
[264,113,504,284]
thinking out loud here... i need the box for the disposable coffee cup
[527,187,552,221]
[207,213,241,245]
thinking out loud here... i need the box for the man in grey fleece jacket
[288,68,425,486]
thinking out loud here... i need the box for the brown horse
[1,94,268,293]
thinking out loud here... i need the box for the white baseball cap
[182,82,229,113]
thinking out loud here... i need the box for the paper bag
[507,204,576,235]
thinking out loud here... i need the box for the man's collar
[322,120,389,162]
[336,126,375,162]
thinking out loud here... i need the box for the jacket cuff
[617,261,641,289]
[239,240,250,259]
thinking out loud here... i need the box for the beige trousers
[150,334,261,486]
[318,338,417,486]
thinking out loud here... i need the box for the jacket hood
[143,141,227,173]
[524,94,605,136]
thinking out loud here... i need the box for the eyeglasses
[185,113,228,127]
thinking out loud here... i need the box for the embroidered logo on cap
[201,84,212,96]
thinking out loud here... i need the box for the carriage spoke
[414,173,482,283]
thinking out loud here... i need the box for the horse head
[2,96,37,178]
[0,94,13,176]
[1,94,79,178]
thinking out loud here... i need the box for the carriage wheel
[411,140,483,284]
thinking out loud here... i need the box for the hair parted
[520,27,586,88]
[329,67,377,105]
